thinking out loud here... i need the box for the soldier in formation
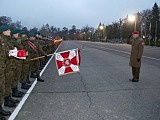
[0,25,57,120]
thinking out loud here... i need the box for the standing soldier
[129,31,144,82]
[1,26,19,108]
[28,33,47,82]
[11,29,25,97]
[36,33,45,71]
[0,25,11,120]
[20,31,31,89]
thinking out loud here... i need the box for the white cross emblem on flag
[55,48,80,76]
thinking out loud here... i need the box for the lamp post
[155,21,157,46]
[128,14,136,31]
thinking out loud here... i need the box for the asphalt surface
[11,41,160,120]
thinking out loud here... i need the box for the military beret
[20,30,28,35]
[28,33,36,37]
[11,29,21,34]
[132,31,139,34]
[34,32,41,35]
[41,34,45,37]
[0,25,10,33]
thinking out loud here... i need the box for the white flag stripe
[58,66,66,75]
[70,64,79,72]
[9,47,18,57]
[56,53,64,61]
[69,50,76,59]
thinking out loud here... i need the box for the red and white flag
[9,47,27,59]
[55,48,81,76]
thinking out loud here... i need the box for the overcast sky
[0,0,160,29]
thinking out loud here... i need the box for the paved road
[12,41,160,120]
[79,41,160,67]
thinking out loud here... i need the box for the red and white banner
[9,47,27,59]
[55,48,81,76]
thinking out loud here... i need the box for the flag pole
[30,56,46,61]
[30,54,53,61]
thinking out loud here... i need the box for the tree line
[0,2,159,46]
[0,15,96,40]
[106,2,160,46]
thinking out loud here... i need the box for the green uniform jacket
[0,38,6,69]
[1,35,15,68]
[129,37,144,68]
[21,36,31,59]
[0,36,6,98]
[29,39,47,59]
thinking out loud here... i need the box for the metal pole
[155,21,157,46]
[149,22,151,46]
[144,23,147,42]
[134,20,137,31]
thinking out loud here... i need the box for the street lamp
[99,25,104,30]
[128,14,136,31]
[99,25,104,41]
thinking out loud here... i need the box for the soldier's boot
[37,74,44,82]
[44,58,48,64]
[12,87,25,95]
[132,78,139,82]
[17,89,25,96]
[43,59,48,65]
[42,61,47,66]
[21,82,31,90]
[129,78,139,82]
[9,96,19,104]
[40,62,44,67]
[0,103,11,116]
[0,114,6,120]
[12,88,23,98]
[4,96,16,108]
[26,75,31,84]
[39,66,44,70]
[30,72,37,78]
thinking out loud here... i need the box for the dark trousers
[132,67,140,80]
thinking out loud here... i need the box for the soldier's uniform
[20,31,31,89]
[0,34,12,119]
[129,31,144,82]
[0,35,6,106]
[0,36,7,120]
[29,33,47,82]
[0,25,15,120]
[0,27,22,109]
[37,35,45,71]
[11,29,26,97]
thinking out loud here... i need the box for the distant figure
[129,31,144,82]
